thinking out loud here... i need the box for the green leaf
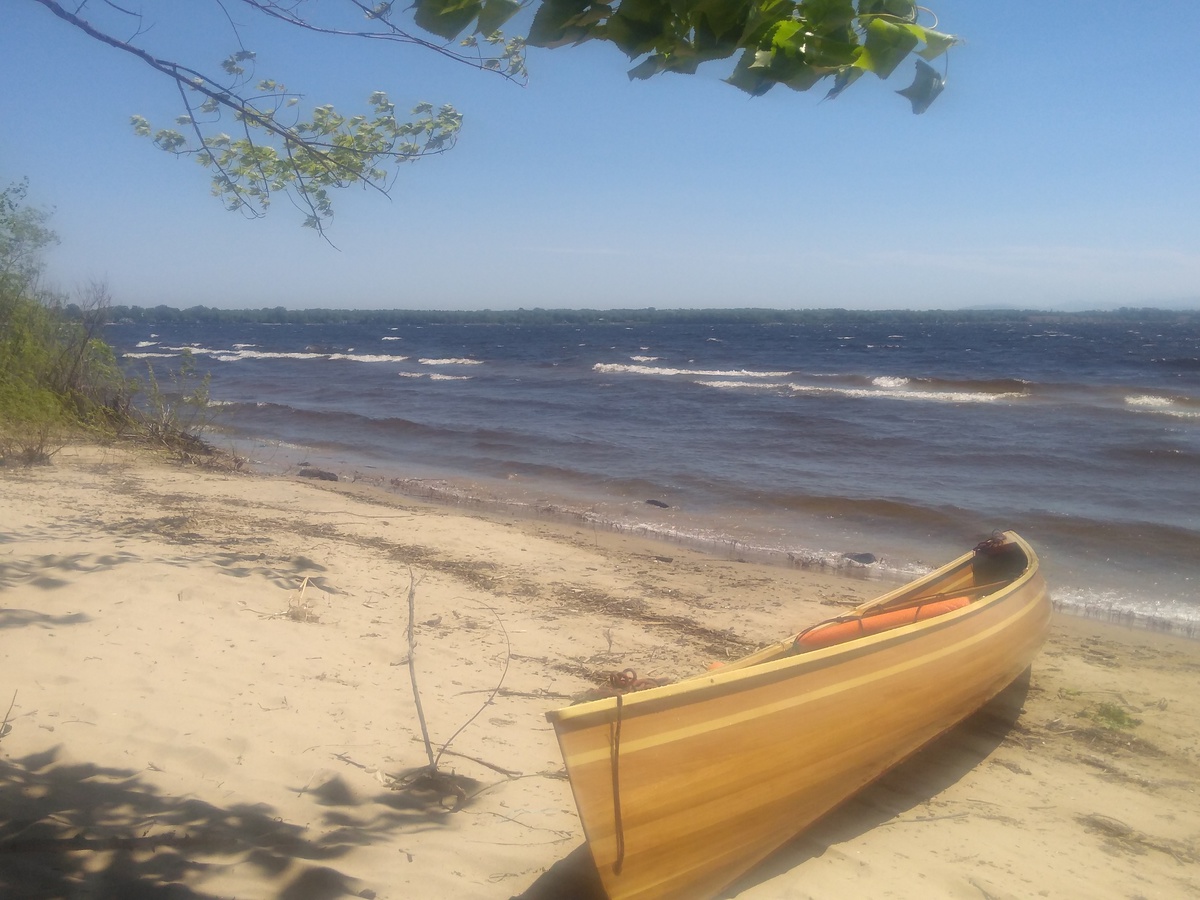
[528,0,598,47]
[824,65,863,100]
[801,0,857,31]
[627,56,664,80]
[477,0,522,35]
[916,28,959,61]
[605,0,673,58]
[412,0,484,40]
[739,0,796,46]
[861,17,919,78]
[769,20,804,50]
[726,47,775,96]
[220,50,257,76]
[690,0,750,45]
[895,59,944,113]
[857,0,917,19]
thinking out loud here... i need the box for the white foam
[594,363,791,378]
[1053,587,1200,634]
[328,353,410,363]
[123,351,179,359]
[418,357,483,366]
[1125,395,1200,418]
[222,350,324,360]
[134,340,158,348]
[789,384,1023,404]
[1125,394,1172,407]
[872,376,910,389]
[696,380,785,391]
[159,344,244,357]
[429,374,473,381]
[154,345,409,363]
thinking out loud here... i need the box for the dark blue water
[108,317,1200,634]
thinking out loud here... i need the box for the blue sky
[4,1,1199,311]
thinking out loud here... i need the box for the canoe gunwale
[546,531,1043,728]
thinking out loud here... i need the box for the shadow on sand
[514,670,1032,900]
[0,746,479,900]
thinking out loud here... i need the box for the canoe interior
[546,531,1050,900]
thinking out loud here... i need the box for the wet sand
[2,446,1197,898]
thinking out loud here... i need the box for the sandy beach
[2,445,1197,899]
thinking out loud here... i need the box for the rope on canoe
[610,692,626,875]
[577,668,666,703]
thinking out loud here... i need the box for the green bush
[1,181,129,464]
[139,349,215,449]
[0,379,69,465]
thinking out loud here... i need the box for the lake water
[109,313,1200,636]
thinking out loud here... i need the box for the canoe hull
[546,532,1050,900]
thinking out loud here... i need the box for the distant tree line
[90,305,1200,328]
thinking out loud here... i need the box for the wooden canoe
[545,531,1050,900]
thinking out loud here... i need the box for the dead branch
[406,569,436,768]
[434,596,511,769]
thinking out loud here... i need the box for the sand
[1,445,1197,899]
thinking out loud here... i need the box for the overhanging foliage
[30,1,954,234]
[425,0,956,108]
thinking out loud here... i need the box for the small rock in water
[844,552,877,565]
[645,499,670,509]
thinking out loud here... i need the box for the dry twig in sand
[390,571,515,811]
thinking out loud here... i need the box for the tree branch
[33,0,467,236]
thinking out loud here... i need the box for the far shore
[2,443,1197,898]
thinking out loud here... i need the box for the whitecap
[1124,395,1200,418]
[418,357,483,366]
[593,363,790,378]
[328,353,410,363]
[223,350,325,360]
[1125,395,1172,408]
[159,344,235,357]
[696,380,785,391]
[789,384,1023,404]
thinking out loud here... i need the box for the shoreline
[230,432,1200,641]
[2,444,1198,898]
